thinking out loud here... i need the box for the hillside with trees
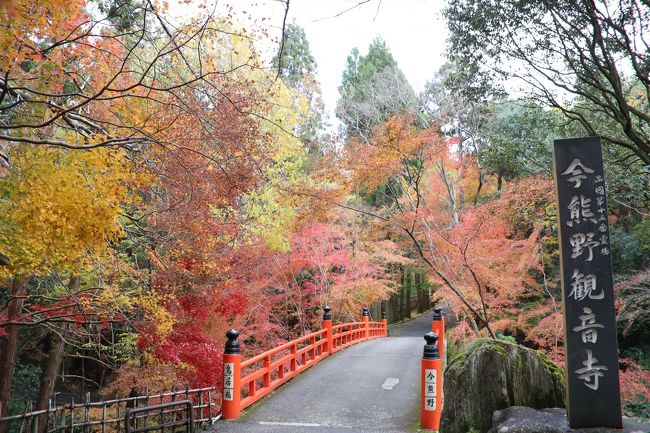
[0,0,648,426]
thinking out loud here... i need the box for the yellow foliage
[244,79,308,251]
[195,23,309,252]
[0,146,139,277]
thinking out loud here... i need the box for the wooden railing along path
[221,307,388,419]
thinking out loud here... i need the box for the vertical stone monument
[552,136,622,428]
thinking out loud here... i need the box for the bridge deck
[212,313,432,433]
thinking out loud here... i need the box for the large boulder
[441,339,565,433]
[488,407,569,433]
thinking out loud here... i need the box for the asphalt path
[212,312,433,433]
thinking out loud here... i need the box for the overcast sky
[194,0,450,124]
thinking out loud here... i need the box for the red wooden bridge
[214,307,441,433]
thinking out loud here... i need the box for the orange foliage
[619,358,650,403]
[338,115,562,352]
[344,116,439,192]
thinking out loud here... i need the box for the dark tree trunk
[34,276,77,433]
[405,269,412,319]
[474,170,484,205]
[0,276,29,430]
[416,271,423,314]
[390,293,398,324]
[35,331,65,433]
[399,268,407,321]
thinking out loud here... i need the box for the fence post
[421,332,442,432]
[381,310,388,337]
[362,307,369,340]
[322,306,333,355]
[222,329,241,420]
[431,308,445,367]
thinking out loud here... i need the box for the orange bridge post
[362,307,370,339]
[421,332,442,432]
[222,329,241,420]
[431,308,445,364]
[381,309,388,336]
[323,306,333,355]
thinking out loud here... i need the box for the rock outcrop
[441,339,565,433]
[488,406,650,433]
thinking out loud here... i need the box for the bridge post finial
[423,332,439,360]
[323,306,331,321]
[362,308,370,339]
[225,329,240,354]
[381,309,388,337]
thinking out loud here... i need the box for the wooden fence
[0,387,220,433]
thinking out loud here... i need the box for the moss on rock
[441,339,565,433]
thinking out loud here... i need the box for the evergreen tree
[336,38,416,141]
[272,22,325,156]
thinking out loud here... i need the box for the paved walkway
[211,312,433,433]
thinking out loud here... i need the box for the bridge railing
[221,306,388,420]
[239,328,328,409]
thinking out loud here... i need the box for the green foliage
[633,221,650,253]
[95,0,146,32]
[623,393,650,418]
[597,145,650,216]
[610,226,648,274]
[496,333,517,344]
[272,22,324,155]
[479,102,559,181]
[272,22,316,86]
[445,336,464,369]
[337,38,416,139]
[623,345,650,371]
[8,364,41,414]
[359,176,402,208]
[444,0,650,165]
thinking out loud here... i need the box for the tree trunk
[474,170,484,205]
[422,271,431,310]
[0,276,29,429]
[34,276,77,433]
[399,268,407,321]
[35,331,65,433]
[405,269,412,319]
[416,271,423,314]
[390,293,398,324]
[467,315,481,338]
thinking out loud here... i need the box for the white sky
[174,0,450,123]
